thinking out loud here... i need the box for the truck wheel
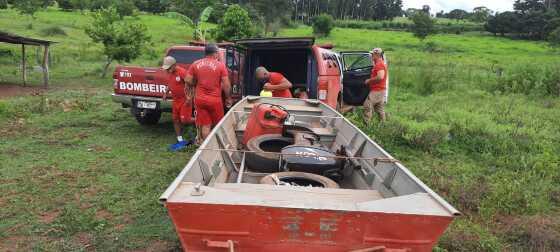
[260,172,339,188]
[245,134,293,173]
[133,109,161,125]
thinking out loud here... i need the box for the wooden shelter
[0,31,55,88]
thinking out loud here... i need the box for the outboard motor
[280,131,344,182]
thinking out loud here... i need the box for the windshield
[167,50,205,64]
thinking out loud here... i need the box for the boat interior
[163,97,458,216]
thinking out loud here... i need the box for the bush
[40,26,67,36]
[490,64,560,96]
[312,14,334,37]
[114,0,136,18]
[410,12,436,40]
[213,4,253,42]
[0,0,7,9]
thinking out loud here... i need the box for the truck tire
[260,172,339,188]
[132,108,161,125]
[245,134,293,173]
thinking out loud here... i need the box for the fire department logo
[176,76,181,82]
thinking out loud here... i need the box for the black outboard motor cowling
[281,145,343,181]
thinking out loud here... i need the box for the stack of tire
[245,134,340,188]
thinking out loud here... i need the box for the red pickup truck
[112,38,388,125]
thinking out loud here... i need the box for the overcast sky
[402,0,515,13]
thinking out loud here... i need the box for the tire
[260,172,339,188]
[245,134,294,173]
[132,108,161,125]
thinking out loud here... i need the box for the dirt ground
[0,83,47,99]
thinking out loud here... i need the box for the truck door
[226,45,245,102]
[340,52,373,106]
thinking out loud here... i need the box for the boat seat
[212,183,384,205]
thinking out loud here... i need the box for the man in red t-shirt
[364,48,387,122]
[186,44,232,143]
[162,56,192,150]
[255,67,293,98]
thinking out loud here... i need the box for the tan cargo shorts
[363,91,385,120]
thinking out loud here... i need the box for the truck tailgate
[113,66,168,98]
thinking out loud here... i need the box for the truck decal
[119,82,167,93]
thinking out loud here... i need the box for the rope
[198,147,400,164]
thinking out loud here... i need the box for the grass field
[1,7,560,251]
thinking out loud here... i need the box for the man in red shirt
[255,67,293,98]
[162,56,192,151]
[364,48,387,122]
[186,44,232,143]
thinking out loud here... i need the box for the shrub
[312,14,334,37]
[410,12,436,40]
[491,64,560,96]
[40,26,67,36]
[214,4,254,42]
[0,0,7,9]
[114,0,136,18]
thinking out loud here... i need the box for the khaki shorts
[363,91,385,119]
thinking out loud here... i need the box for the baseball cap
[371,48,383,54]
[162,56,176,70]
[205,43,219,55]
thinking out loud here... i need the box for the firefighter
[364,48,387,122]
[162,56,192,151]
[185,44,232,143]
[255,67,293,98]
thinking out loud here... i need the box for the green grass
[1,7,560,252]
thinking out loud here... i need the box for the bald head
[256,66,270,82]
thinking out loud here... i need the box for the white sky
[402,0,515,14]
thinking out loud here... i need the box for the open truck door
[225,44,246,104]
[340,51,389,106]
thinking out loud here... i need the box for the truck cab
[226,37,388,109]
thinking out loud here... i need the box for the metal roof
[0,31,55,46]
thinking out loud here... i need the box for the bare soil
[0,83,46,99]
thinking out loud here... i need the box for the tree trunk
[102,57,112,78]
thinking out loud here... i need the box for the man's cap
[205,43,219,55]
[162,56,176,70]
[371,48,383,54]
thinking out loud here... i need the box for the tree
[70,0,91,12]
[447,9,469,21]
[57,0,74,10]
[114,0,137,17]
[166,6,213,41]
[214,4,253,41]
[410,12,436,40]
[548,27,560,47]
[312,14,334,37]
[85,7,151,77]
[14,0,44,18]
[470,6,492,23]
[0,0,7,9]
[251,0,291,34]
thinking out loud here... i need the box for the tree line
[485,0,560,41]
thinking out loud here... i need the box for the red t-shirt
[186,56,228,102]
[269,72,292,98]
[167,66,188,100]
[370,60,387,92]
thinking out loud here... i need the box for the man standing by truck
[255,67,293,98]
[186,44,232,143]
[364,48,387,122]
[162,56,192,151]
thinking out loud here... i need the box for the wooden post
[21,44,26,86]
[43,45,49,89]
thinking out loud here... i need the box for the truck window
[167,50,205,64]
[343,54,373,71]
